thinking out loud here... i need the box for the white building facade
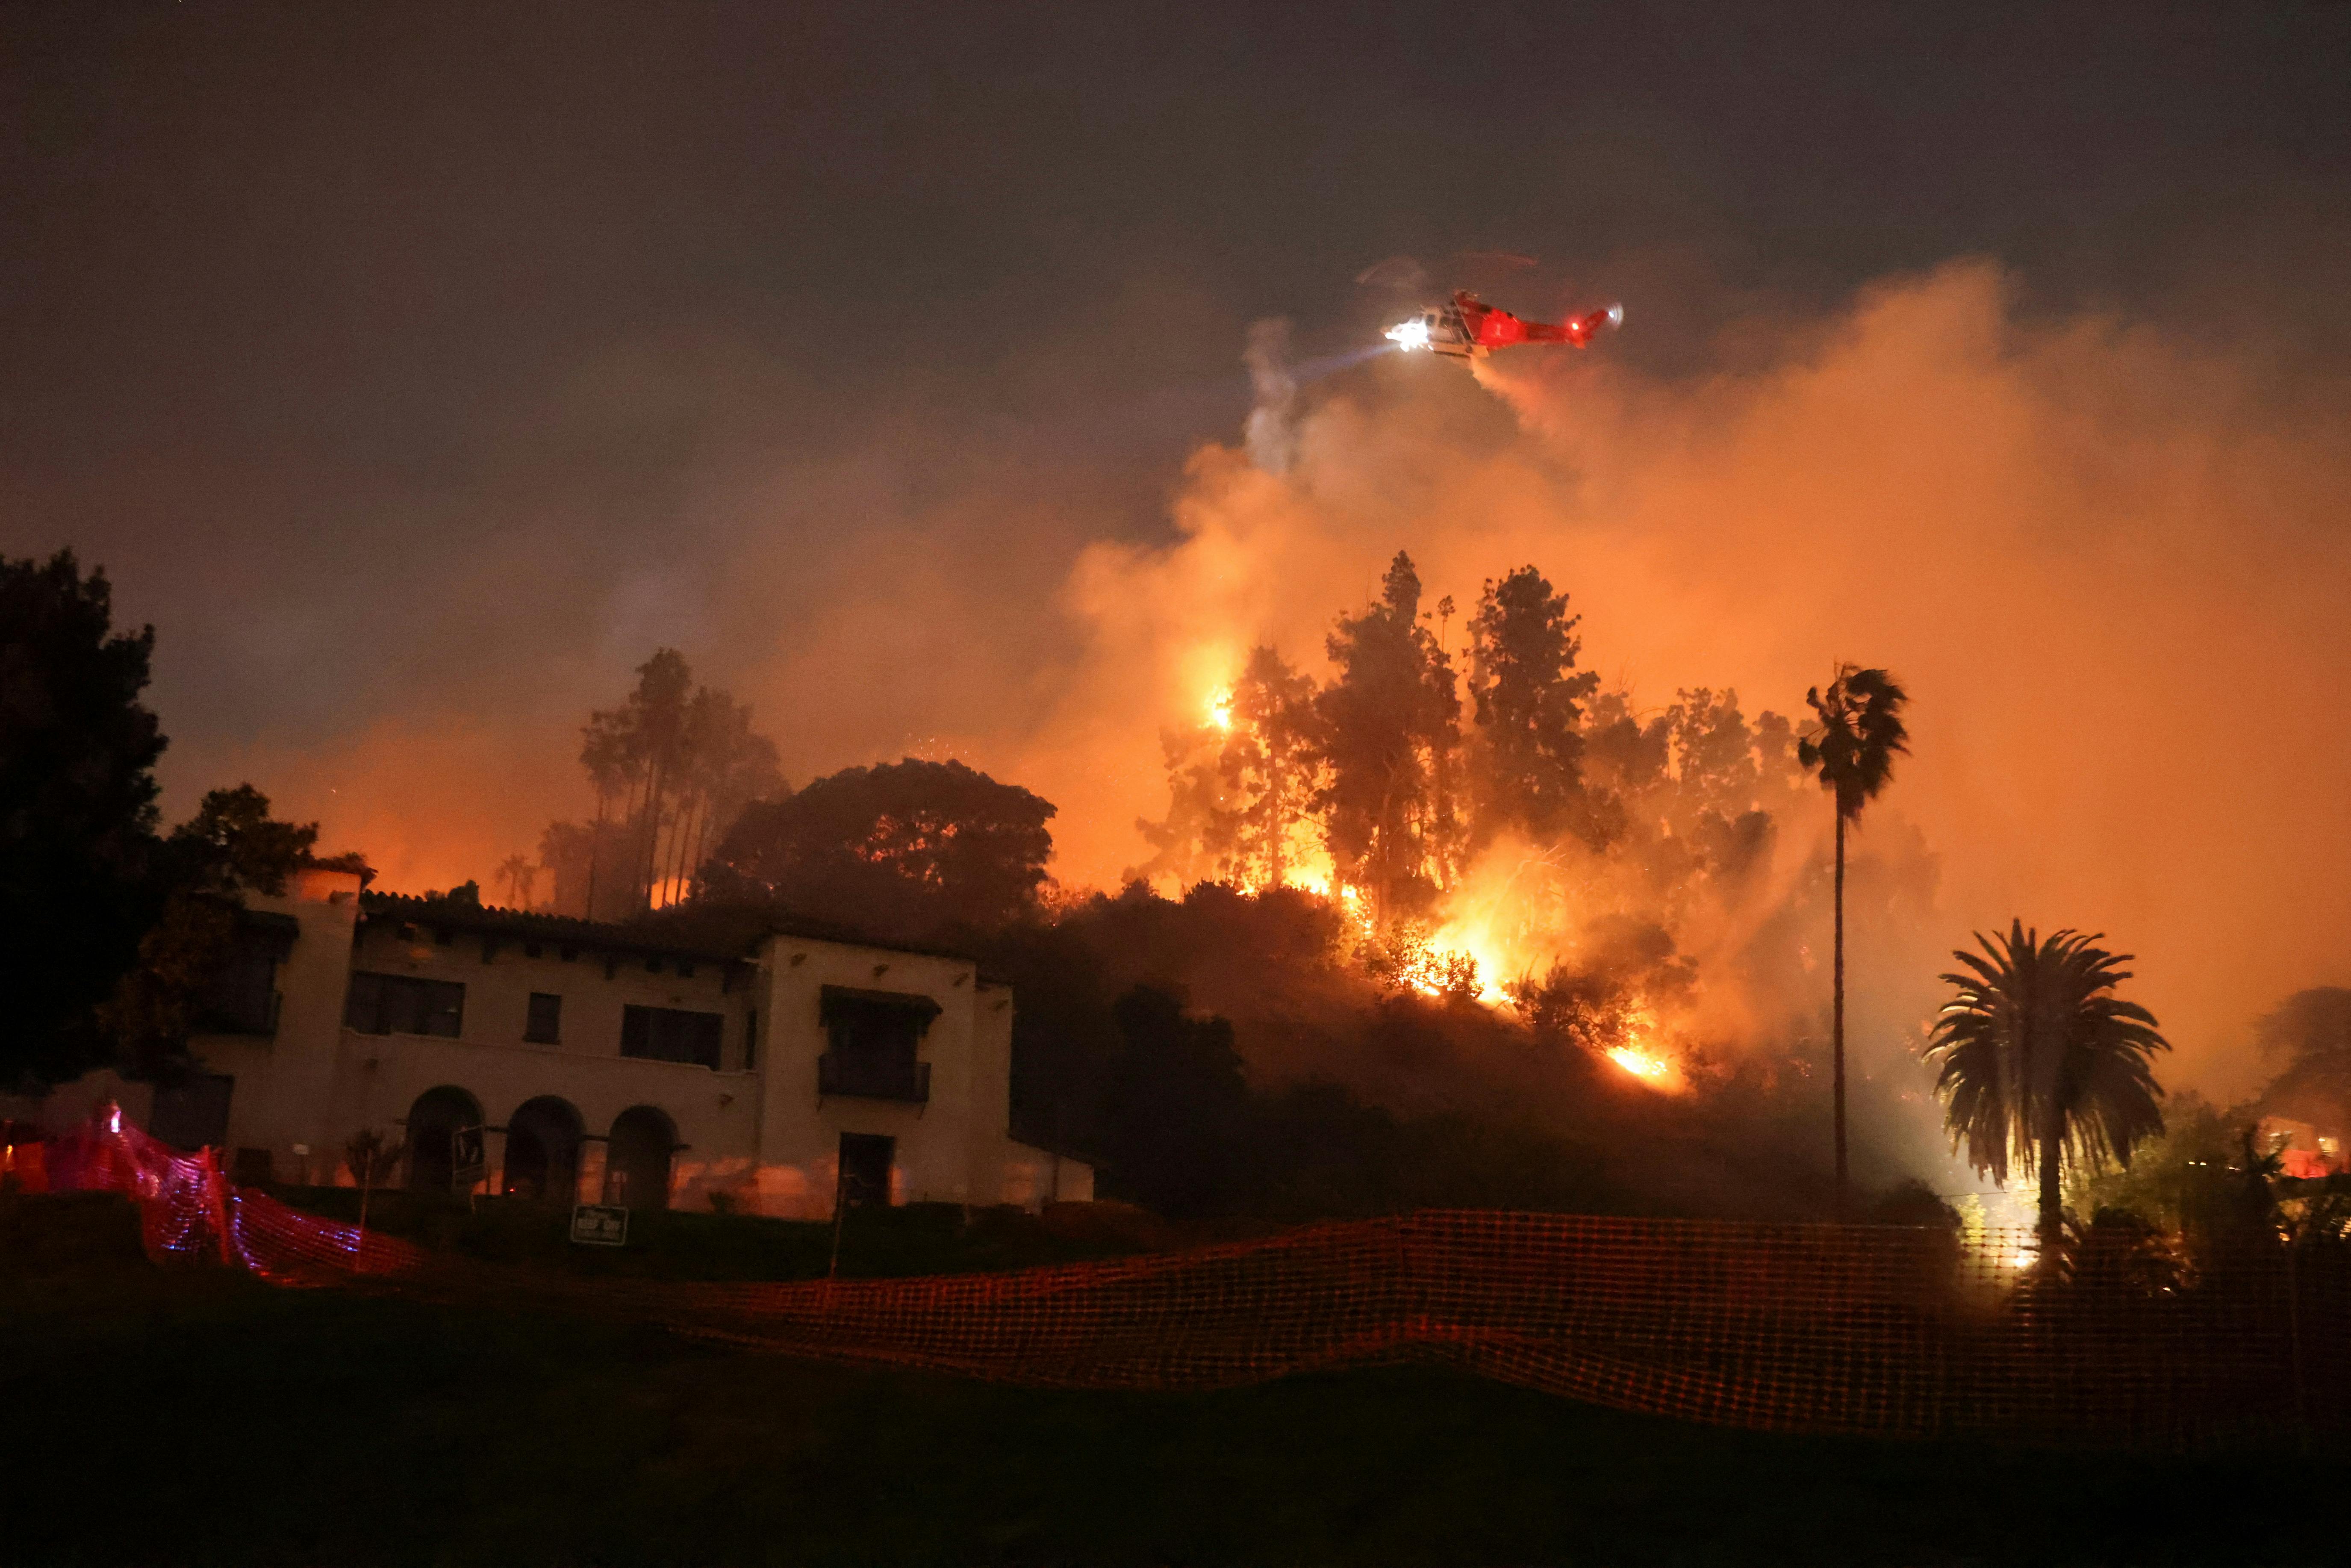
[148,867,1091,1216]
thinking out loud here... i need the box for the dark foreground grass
[1,1194,2337,1568]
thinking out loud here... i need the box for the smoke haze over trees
[9,6,2348,1118]
[535,648,783,920]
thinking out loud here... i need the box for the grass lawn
[2,1193,2338,1567]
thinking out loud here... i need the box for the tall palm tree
[1926,922,2170,1249]
[1797,663,1909,1214]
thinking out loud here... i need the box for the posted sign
[570,1203,629,1247]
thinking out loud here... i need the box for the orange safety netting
[38,1113,2343,1446]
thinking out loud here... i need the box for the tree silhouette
[1099,985,1252,1219]
[0,550,168,1085]
[1797,663,1909,1214]
[552,650,781,917]
[576,704,636,918]
[1128,717,1239,889]
[1316,552,1460,925]
[616,649,695,906]
[712,758,1055,936]
[495,854,536,910]
[1132,645,1324,893]
[1222,645,1323,888]
[1465,565,1599,846]
[1925,921,2170,1249]
[100,784,328,1078]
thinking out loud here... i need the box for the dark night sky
[4,1,2348,878]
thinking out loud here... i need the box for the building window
[196,913,297,1036]
[345,972,465,1037]
[817,987,938,1103]
[524,992,563,1045]
[620,1005,723,1070]
[743,1008,758,1071]
[837,1132,894,1210]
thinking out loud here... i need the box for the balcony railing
[817,1052,931,1104]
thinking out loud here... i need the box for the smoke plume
[187,260,2351,1119]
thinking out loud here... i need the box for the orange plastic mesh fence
[41,1116,2344,1445]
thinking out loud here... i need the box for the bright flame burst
[1606,1046,1674,1082]
[1385,318,1431,352]
[1603,1007,1685,1090]
[1207,690,1234,731]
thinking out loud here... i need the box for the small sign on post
[570,1203,629,1247]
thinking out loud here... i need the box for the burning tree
[1316,551,1461,926]
[1131,644,1326,893]
[1220,645,1325,890]
[1464,564,1600,849]
[1128,717,1242,890]
[1124,545,1839,1086]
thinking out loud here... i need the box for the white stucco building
[127,867,1091,1216]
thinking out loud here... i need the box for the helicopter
[1385,291,1623,360]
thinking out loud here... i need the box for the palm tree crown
[1926,921,2170,1239]
[1796,665,1909,818]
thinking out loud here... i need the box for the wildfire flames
[1176,657,1704,1086]
[1606,1046,1676,1084]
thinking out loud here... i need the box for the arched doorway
[502,1096,583,1203]
[405,1086,482,1193]
[604,1105,677,1209]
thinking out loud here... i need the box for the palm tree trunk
[2038,1119,2063,1256]
[583,789,607,919]
[668,788,702,905]
[622,761,655,912]
[1833,808,1848,1218]
[638,760,666,909]
[684,788,707,892]
[655,786,683,907]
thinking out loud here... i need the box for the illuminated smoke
[1243,318,1299,474]
[227,259,2351,1118]
[1029,260,2351,1111]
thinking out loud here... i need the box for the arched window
[404,1086,482,1193]
[502,1096,584,1203]
[604,1105,678,1210]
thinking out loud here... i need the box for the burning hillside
[1114,547,1891,1103]
[214,260,2351,1148]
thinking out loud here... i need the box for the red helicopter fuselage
[1387,291,1622,359]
